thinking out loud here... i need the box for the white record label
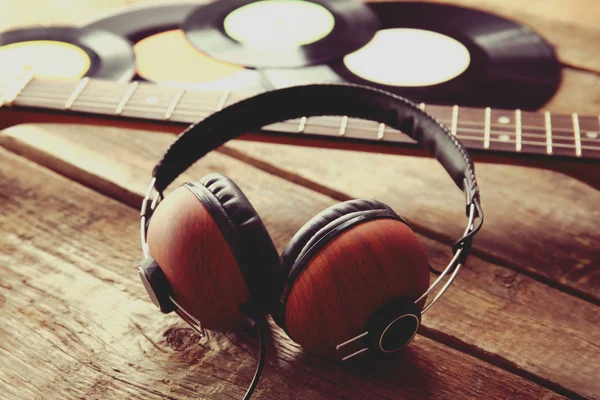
[343,28,471,87]
[0,40,90,78]
[223,0,335,50]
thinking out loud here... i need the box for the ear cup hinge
[335,297,421,361]
[138,257,206,338]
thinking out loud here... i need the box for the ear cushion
[185,173,280,309]
[280,199,399,276]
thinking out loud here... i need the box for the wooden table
[1,1,599,399]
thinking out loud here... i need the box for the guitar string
[19,81,600,116]
[14,98,600,153]
[17,82,600,134]
[19,90,600,143]
[13,91,600,150]
[13,98,600,152]
[16,88,600,141]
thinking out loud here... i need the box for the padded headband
[152,84,480,208]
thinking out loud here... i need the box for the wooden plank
[545,68,600,113]
[1,124,598,398]
[0,148,567,400]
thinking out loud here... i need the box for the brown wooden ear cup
[278,200,430,358]
[147,173,279,331]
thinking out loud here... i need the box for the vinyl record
[262,2,561,109]
[84,2,266,91]
[85,2,202,44]
[182,0,380,69]
[0,27,136,81]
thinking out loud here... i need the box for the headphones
[137,84,483,399]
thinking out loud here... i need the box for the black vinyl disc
[182,0,380,69]
[0,26,136,81]
[262,2,561,109]
[84,2,203,43]
[83,2,268,92]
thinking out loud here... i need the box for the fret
[216,91,231,111]
[64,78,89,110]
[544,111,553,155]
[516,111,547,155]
[575,116,600,156]
[115,82,138,115]
[298,116,307,133]
[572,113,582,157]
[342,119,386,141]
[475,108,514,153]
[5,71,34,105]
[483,107,491,149]
[339,116,349,136]
[67,80,126,114]
[515,110,522,152]
[451,105,458,136]
[377,123,386,140]
[165,88,186,120]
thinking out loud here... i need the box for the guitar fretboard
[3,76,600,160]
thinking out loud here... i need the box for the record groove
[84,2,267,91]
[182,0,380,69]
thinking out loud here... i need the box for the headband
[141,84,483,316]
[151,84,480,207]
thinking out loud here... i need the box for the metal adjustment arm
[140,178,205,338]
[416,202,478,314]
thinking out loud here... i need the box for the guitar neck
[1,76,600,163]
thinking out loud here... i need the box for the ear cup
[147,173,279,331]
[278,199,430,359]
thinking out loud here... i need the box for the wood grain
[1,124,598,398]
[285,219,430,358]
[0,148,566,400]
[223,138,600,304]
[1,1,599,399]
[147,186,251,331]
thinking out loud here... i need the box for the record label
[343,28,471,87]
[0,27,136,81]
[223,0,335,49]
[183,0,379,68]
[0,40,91,78]
[134,29,254,88]
[84,3,265,90]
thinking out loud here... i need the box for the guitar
[1,75,599,189]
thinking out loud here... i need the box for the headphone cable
[243,315,267,400]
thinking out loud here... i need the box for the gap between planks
[0,125,598,399]
[0,147,567,400]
